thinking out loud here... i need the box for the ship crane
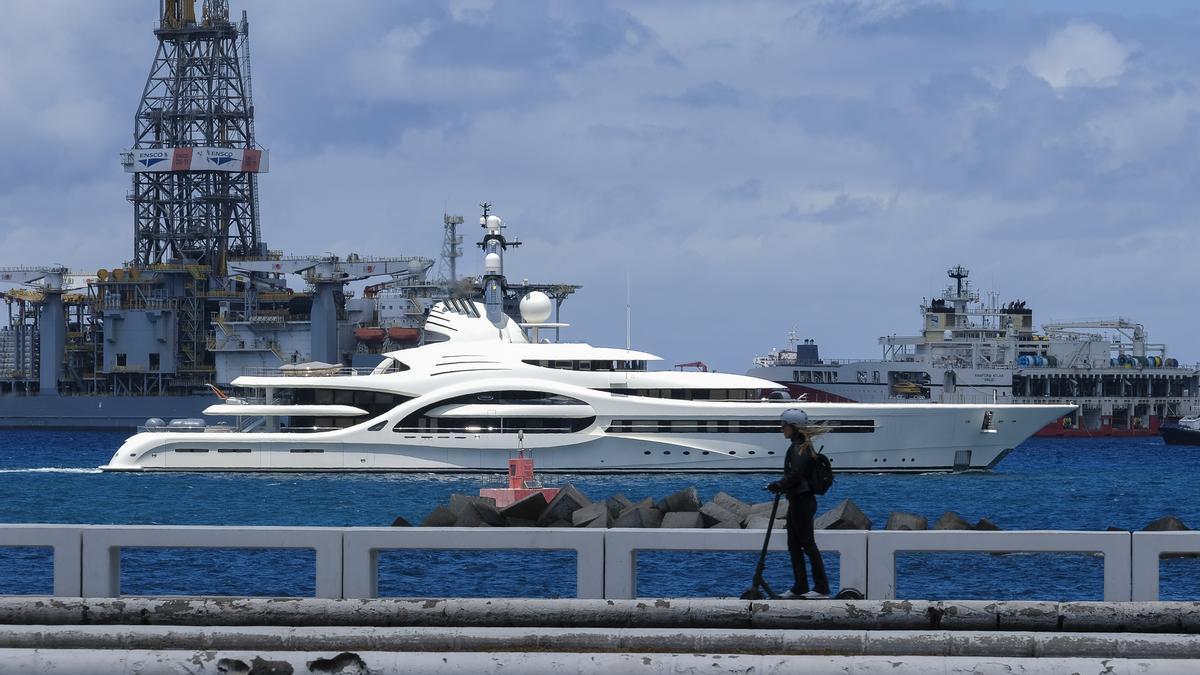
[1042,319,1147,356]
[0,266,91,395]
[228,255,434,364]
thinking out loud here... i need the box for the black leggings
[786,493,829,594]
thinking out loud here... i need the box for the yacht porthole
[748,451,756,455]
[643,451,651,455]
[702,451,710,455]
[682,451,690,455]
[768,451,775,455]
[664,451,671,455]
[729,451,736,455]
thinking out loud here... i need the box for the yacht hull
[101,403,1071,473]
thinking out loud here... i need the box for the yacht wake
[0,467,103,474]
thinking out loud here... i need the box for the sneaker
[778,590,805,599]
[800,590,830,599]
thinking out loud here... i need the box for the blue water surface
[0,431,1197,600]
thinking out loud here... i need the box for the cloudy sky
[3,0,1200,371]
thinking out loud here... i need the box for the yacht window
[290,448,324,453]
[217,448,250,453]
[604,419,781,434]
[823,419,876,433]
[175,448,208,453]
[373,358,410,375]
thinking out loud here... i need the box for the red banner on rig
[123,147,270,173]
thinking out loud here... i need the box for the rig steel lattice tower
[131,0,262,270]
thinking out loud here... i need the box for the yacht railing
[241,366,376,378]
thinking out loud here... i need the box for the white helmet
[780,409,809,426]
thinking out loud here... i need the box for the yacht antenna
[625,269,631,351]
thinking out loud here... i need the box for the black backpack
[810,447,834,495]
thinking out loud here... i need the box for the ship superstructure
[0,1,576,428]
[749,266,1200,436]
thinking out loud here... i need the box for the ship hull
[100,403,1073,473]
[0,394,219,430]
[759,370,1192,440]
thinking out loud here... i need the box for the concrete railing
[0,525,1194,601]
[603,528,867,600]
[343,527,605,599]
[866,530,1132,601]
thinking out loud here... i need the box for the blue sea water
[0,431,1197,600]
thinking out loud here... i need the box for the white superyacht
[101,214,1071,473]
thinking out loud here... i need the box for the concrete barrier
[5,624,1200,657]
[866,530,1133,601]
[0,525,81,597]
[0,598,1197,632]
[342,527,605,599]
[1132,532,1200,601]
[79,526,344,599]
[604,528,867,599]
[1,525,1195,601]
[0,651,1190,675]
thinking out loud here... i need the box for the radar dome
[520,291,553,323]
[484,253,502,275]
[407,259,426,277]
[486,215,503,230]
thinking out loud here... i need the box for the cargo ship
[747,266,1200,437]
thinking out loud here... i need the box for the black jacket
[778,440,813,498]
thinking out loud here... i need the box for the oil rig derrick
[126,0,265,270]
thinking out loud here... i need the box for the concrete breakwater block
[815,499,871,530]
[971,517,1001,531]
[711,492,752,521]
[536,483,592,526]
[1144,515,1189,531]
[886,511,928,531]
[745,516,787,530]
[699,501,740,527]
[620,497,655,515]
[661,511,704,528]
[613,505,664,528]
[656,486,702,513]
[498,492,549,523]
[390,515,412,527]
[419,505,458,527]
[933,511,972,530]
[747,499,788,524]
[572,502,612,528]
[449,495,506,527]
[605,494,634,519]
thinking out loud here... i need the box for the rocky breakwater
[406,485,878,531]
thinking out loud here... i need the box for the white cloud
[1028,23,1131,88]
[4,1,1200,369]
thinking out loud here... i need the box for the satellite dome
[520,291,553,323]
[486,215,503,230]
[484,253,502,275]
[407,259,426,277]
